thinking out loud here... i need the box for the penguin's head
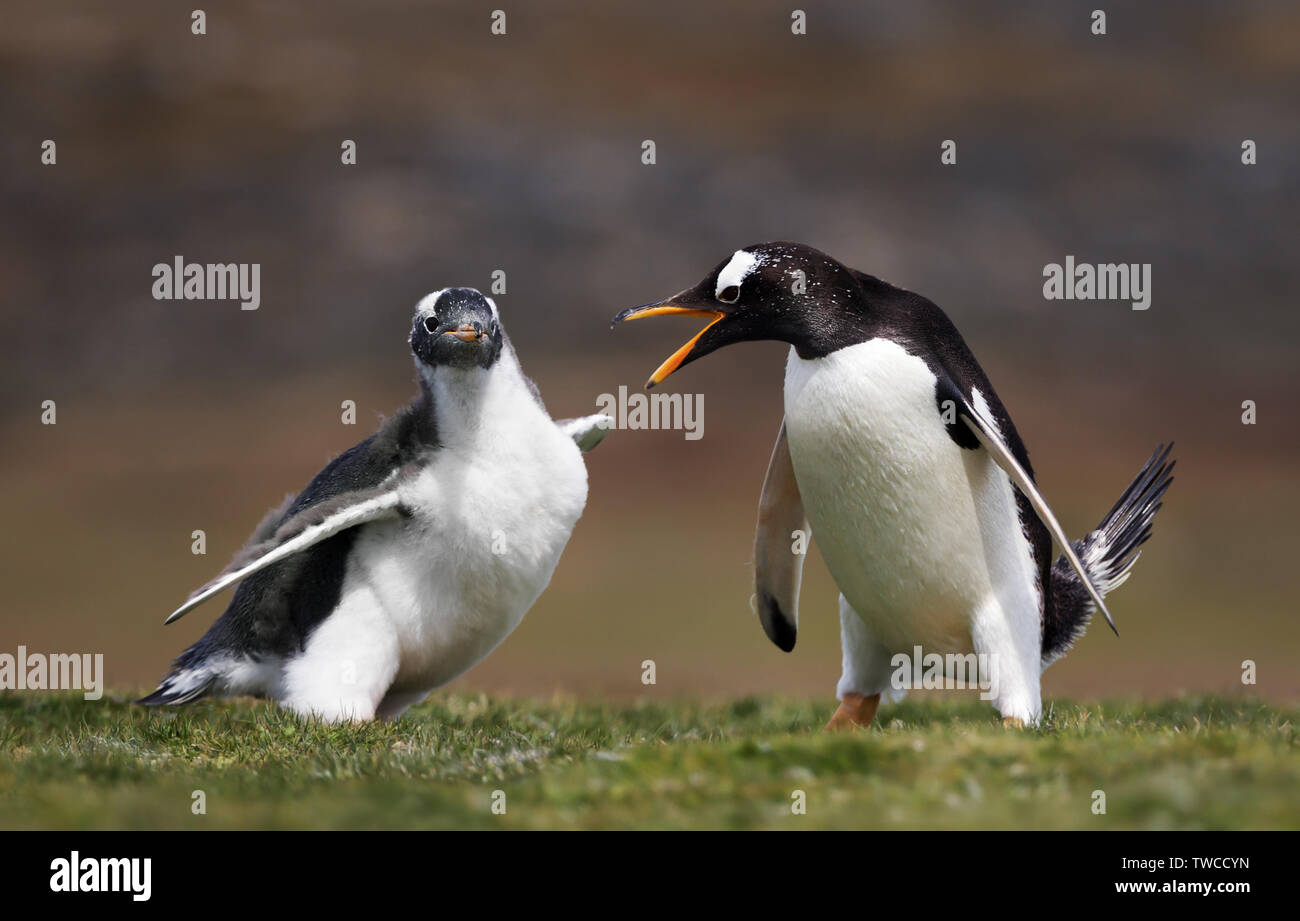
[410,287,504,370]
[611,242,864,388]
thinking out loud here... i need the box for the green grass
[0,693,1295,829]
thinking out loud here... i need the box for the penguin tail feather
[1042,442,1175,666]
[136,655,218,707]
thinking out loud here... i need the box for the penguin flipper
[753,419,807,652]
[557,414,614,453]
[163,489,404,625]
[956,404,1118,636]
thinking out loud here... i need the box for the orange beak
[611,301,725,389]
[445,323,486,342]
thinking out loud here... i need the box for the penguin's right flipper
[557,414,614,453]
[164,487,405,625]
[753,419,808,652]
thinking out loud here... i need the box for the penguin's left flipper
[753,419,808,652]
[954,399,1118,636]
[163,487,406,625]
[558,414,614,453]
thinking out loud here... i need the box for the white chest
[783,340,1036,652]
[352,365,589,689]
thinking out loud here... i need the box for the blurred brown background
[2,1,1296,702]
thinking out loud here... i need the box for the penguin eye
[423,316,438,333]
[718,285,740,304]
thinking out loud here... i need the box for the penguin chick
[142,287,612,722]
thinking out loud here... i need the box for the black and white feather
[1042,443,1175,665]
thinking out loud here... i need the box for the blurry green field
[1,693,1294,830]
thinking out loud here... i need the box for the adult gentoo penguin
[141,287,611,721]
[613,242,1173,729]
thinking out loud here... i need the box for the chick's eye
[424,316,438,333]
[718,285,740,304]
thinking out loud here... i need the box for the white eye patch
[415,289,447,317]
[715,250,760,299]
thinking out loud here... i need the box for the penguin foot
[825,692,880,731]
[1001,717,1026,729]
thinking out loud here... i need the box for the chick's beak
[611,297,725,389]
[445,322,487,342]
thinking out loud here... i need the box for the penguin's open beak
[611,296,725,389]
